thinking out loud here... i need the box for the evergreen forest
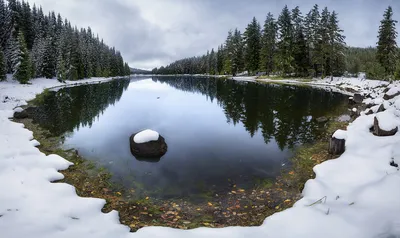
[0,0,131,84]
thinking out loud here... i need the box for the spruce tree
[260,12,277,75]
[216,45,224,74]
[277,5,294,75]
[0,48,5,80]
[328,11,346,76]
[377,6,398,76]
[14,31,31,83]
[305,5,322,77]
[291,6,309,76]
[243,17,261,75]
[223,30,233,74]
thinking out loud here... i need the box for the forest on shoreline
[0,0,131,84]
[153,5,399,81]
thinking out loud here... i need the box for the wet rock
[383,90,400,100]
[316,116,329,123]
[13,110,29,119]
[373,116,398,136]
[129,131,168,159]
[366,109,374,115]
[13,107,38,119]
[390,160,399,168]
[353,93,364,104]
[377,104,385,113]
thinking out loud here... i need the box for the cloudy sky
[27,0,400,70]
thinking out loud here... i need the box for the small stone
[353,93,364,104]
[316,116,329,123]
[390,160,399,168]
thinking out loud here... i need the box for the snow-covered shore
[1,76,400,238]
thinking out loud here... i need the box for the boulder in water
[129,130,168,158]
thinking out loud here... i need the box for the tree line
[0,0,131,84]
[153,5,399,80]
[153,76,347,149]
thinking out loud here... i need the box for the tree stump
[328,130,346,155]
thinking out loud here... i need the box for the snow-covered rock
[384,86,400,100]
[133,129,160,143]
[373,111,400,136]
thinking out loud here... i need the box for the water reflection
[153,76,347,149]
[32,77,348,199]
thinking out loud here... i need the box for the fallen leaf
[284,199,291,203]
[208,202,213,206]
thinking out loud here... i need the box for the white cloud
[27,0,400,70]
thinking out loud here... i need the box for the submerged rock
[13,110,29,119]
[13,107,38,119]
[129,130,168,159]
[353,93,364,104]
[316,116,329,123]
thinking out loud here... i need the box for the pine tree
[216,45,224,74]
[377,6,398,76]
[277,5,294,75]
[232,28,244,75]
[243,17,261,75]
[223,30,233,74]
[328,11,346,76]
[14,30,31,83]
[291,6,309,76]
[260,12,277,75]
[0,48,5,80]
[209,48,217,75]
[305,4,322,77]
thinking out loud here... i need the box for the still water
[35,77,348,200]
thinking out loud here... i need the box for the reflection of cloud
[128,79,171,91]
[28,0,400,69]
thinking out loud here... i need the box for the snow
[386,86,400,96]
[375,111,400,131]
[352,108,357,112]
[1,75,400,238]
[332,129,347,140]
[133,129,160,143]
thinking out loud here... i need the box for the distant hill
[130,68,152,74]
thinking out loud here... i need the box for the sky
[27,0,400,70]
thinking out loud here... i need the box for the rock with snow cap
[373,112,399,136]
[129,129,168,158]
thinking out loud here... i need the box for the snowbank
[1,76,400,238]
[133,129,160,143]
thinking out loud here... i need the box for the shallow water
[34,77,348,200]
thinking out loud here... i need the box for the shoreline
[14,76,351,230]
[1,76,400,238]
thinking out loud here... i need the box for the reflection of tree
[153,76,347,150]
[34,79,130,135]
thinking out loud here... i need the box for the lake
[33,77,348,201]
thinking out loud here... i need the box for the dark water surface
[35,77,348,200]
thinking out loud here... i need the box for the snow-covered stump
[373,112,399,136]
[328,130,347,155]
[129,129,168,158]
